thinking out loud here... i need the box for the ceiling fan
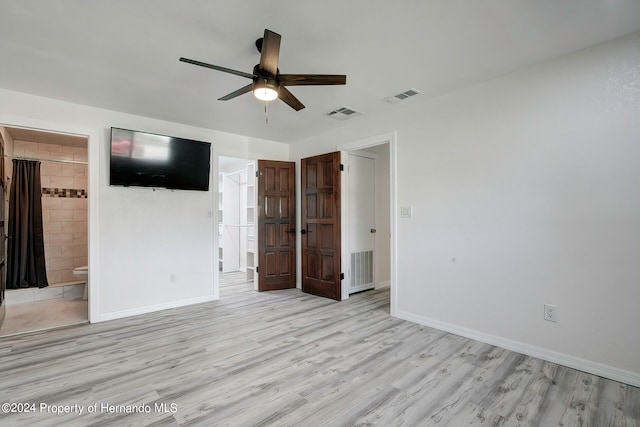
[179,29,346,111]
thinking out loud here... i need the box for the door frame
[0,117,100,323]
[338,132,397,315]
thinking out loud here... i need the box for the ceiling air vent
[324,106,362,121]
[383,88,422,104]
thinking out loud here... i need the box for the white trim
[100,295,217,322]
[0,116,101,324]
[212,152,221,300]
[396,309,640,388]
[339,151,349,300]
[87,126,100,323]
[389,133,398,317]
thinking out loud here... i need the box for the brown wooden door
[301,152,342,300]
[257,160,296,291]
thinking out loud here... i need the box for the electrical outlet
[544,304,558,322]
[169,273,177,284]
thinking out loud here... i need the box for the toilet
[72,265,88,300]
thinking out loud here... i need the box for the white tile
[5,289,35,305]
[34,286,65,301]
[63,284,85,299]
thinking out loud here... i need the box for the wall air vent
[383,88,422,104]
[324,106,362,121]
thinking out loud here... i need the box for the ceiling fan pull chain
[264,78,269,124]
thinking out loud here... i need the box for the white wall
[291,33,640,385]
[0,89,288,321]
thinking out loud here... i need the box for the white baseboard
[395,309,640,388]
[99,295,217,322]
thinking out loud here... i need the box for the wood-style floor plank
[0,271,638,426]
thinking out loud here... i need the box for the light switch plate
[401,206,413,218]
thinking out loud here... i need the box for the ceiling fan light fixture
[253,79,279,101]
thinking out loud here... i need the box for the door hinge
[256,266,259,273]
[339,164,344,171]
[340,272,344,280]
[256,171,258,177]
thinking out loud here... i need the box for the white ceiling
[1,1,638,145]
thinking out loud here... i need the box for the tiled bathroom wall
[11,140,88,284]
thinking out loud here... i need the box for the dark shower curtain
[7,159,48,289]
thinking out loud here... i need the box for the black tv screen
[110,127,211,191]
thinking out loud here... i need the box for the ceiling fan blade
[259,29,281,77]
[179,57,253,79]
[278,74,347,86]
[218,84,253,101]
[279,87,305,111]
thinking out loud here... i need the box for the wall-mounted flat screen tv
[110,127,211,191]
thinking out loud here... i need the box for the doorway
[339,132,396,313]
[0,125,90,336]
[217,156,257,293]
[341,144,391,295]
[346,152,377,294]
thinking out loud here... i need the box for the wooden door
[301,152,342,300]
[257,160,296,291]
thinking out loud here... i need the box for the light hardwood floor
[0,272,638,426]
